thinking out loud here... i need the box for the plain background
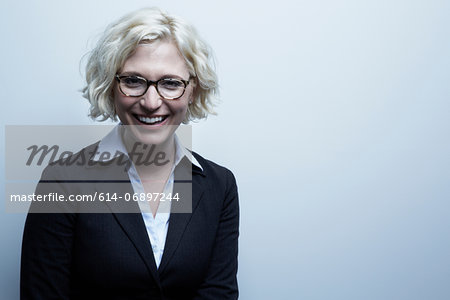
[1,0,449,299]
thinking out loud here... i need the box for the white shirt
[92,125,202,268]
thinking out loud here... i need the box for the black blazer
[21,143,239,300]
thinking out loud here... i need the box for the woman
[21,7,239,300]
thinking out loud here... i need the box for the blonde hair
[82,7,218,122]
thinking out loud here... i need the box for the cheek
[170,101,189,115]
[113,94,132,120]
[113,97,123,115]
[174,88,193,113]
[112,88,120,111]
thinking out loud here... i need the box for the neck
[122,132,176,177]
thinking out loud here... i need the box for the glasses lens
[157,79,185,99]
[119,76,147,96]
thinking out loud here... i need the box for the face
[114,40,193,146]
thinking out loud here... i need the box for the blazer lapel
[88,160,162,286]
[112,210,161,287]
[158,159,206,274]
[85,155,206,282]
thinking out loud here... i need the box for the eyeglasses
[115,74,190,100]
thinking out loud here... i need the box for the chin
[122,124,178,147]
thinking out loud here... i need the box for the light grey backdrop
[1,0,449,299]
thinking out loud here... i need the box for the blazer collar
[90,124,203,171]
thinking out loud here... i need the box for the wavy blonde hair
[82,7,218,123]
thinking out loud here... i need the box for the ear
[189,79,197,104]
[188,86,195,105]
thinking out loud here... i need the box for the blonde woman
[21,7,239,300]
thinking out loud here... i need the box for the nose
[139,85,162,111]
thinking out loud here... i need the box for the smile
[135,114,168,125]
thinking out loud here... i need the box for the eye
[122,76,145,88]
[159,79,184,90]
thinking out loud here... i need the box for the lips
[134,114,168,125]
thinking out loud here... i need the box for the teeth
[138,115,164,124]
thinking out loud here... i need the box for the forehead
[121,40,189,79]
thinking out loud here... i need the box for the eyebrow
[119,71,187,80]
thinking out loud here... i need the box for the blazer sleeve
[193,169,240,300]
[20,166,76,300]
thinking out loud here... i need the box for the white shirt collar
[92,124,202,171]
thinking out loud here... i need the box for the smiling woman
[114,41,192,147]
[20,7,239,300]
[82,8,218,123]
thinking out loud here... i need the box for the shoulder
[191,151,238,190]
[40,142,101,180]
[192,151,235,176]
[191,152,239,220]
